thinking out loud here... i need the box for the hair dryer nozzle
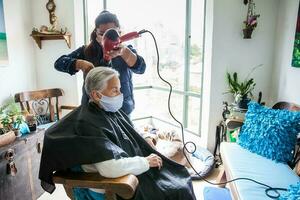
[102,28,121,61]
[102,28,143,61]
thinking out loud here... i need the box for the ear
[90,90,102,102]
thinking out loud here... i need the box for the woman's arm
[125,45,146,74]
[120,46,138,67]
[111,45,146,74]
[91,156,150,178]
[54,45,93,75]
[82,153,163,178]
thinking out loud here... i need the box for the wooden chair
[53,171,138,200]
[15,88,139,200]
[14,88,76,124]
[272,101,300,169]
[272,101,300,111]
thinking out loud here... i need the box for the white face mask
[99,93,123,112]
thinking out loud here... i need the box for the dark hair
[84,10,120,60]
[95,10,120,28]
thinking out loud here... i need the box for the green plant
[0,115,12,133]
[14,115,24,129]
[226,65,261,102]
[0,98,23,134]
[243,0,260,31]
[226,72,255,98]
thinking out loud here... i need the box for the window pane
[187,96,201,134]
[131,89,152,119]
[189,0,205,93]
[107,0,185,90]
[132,89,183,125]
[86,0,103,42]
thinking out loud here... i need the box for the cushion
[238,102,300,163]
[279,182,300,200]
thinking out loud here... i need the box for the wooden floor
[38,166,222,200]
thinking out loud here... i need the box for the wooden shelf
[30,32,71,49]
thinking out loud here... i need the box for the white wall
[271,0,300,105]
[202,0,279,151]
[0,0,36,104]
[31,0,82,106]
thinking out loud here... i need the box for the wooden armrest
[225,118,244,130]
[61,105,78,110]
[53,171,138,199]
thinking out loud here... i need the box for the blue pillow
[279,182,300,200]
[238,102,300,163]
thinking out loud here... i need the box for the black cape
[39,102,196,200]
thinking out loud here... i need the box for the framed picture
[0,0,8,67]
[292,2,300,68]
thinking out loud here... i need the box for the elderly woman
[39,67,196,200]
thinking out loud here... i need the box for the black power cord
[142,29,288,199]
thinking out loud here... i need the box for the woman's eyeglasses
[96,28,121,37]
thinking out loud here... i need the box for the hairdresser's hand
[75,59,94,74]
[107,44,124,59]
[146,153,163,169]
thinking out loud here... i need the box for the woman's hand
[120,47,137,67]
[145,137,157,150]
[107,44,124,59]
[75,59,94,74]
[146,153,163,169]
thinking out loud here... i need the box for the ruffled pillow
[279,182,300,200]
[238,102,300,163]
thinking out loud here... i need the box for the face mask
[99,93,123,112]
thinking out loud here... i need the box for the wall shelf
[30,32,71,49]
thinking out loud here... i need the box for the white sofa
[220,142,300,200]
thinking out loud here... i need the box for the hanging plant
[243,0,260,39]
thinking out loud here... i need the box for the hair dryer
[102,28,146,61]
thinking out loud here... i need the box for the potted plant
[24,114,37,132]
[243,0,260,39]
[13,115,24,137]
[0,99,24,146]
[225,65,261,109]
[0,115,16,147]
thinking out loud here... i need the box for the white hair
[84,67,119,96]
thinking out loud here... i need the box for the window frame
[83,0,206,136]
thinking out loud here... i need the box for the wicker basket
[0,131,16,147]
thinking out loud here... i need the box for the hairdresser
[54,10,146,115]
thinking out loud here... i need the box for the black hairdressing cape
[39,102,196,200]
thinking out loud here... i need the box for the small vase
[238,96,251,109]
[243,28,254,39]
[13,129,22,137]
[28,124,37,132]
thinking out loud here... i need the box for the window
[84,0,104,44]
[85,0,205,136]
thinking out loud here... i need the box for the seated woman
[39,67,196,200]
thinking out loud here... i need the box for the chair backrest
[272,101,300,111]
[14,88,64,125]
[272,101,300,169]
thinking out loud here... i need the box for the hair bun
[100,10,109,14]
[95,10,120,28]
